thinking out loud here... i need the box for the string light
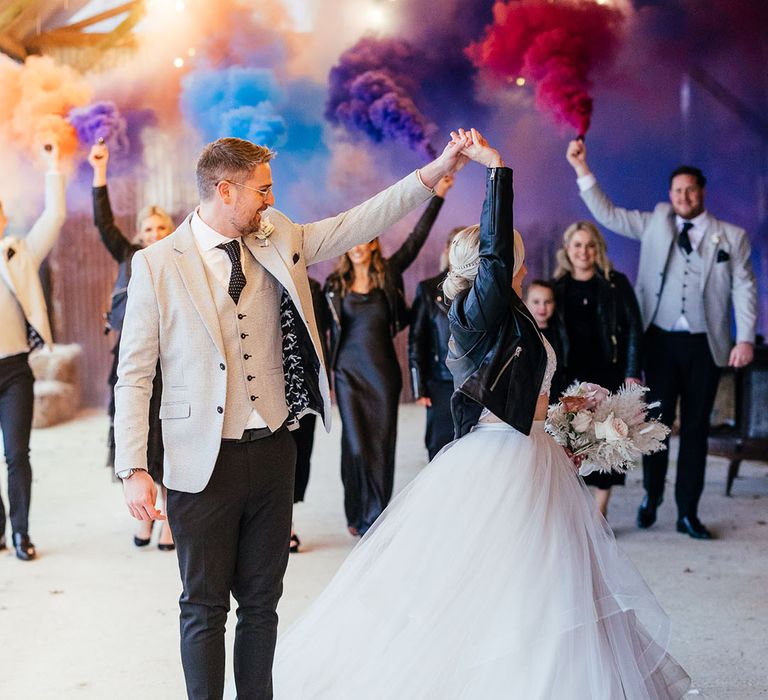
[173,57,185,68]
[516,77,526,87]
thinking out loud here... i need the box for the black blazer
[552,269,643,379]
[447,167,547,439]
[408,271,453,397]
[324,195,444,369]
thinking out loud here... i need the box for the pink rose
[594,413,629,442]
[579,382,610,409]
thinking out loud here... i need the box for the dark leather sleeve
[407,282,430,398]
[449,167,514,333]
[614,271,643,378]
[93,186,136,263]
[387,195,444,275]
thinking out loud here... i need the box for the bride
[266,130,691,699]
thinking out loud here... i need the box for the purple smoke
[68,101,129,153]
[327,38,437,159]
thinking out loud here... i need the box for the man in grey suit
[114,136,466,699]
[566,138,757,539]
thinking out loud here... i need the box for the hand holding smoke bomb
[566,138,590,178]
[93,136,106,160]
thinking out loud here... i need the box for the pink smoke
[466,0,624,136]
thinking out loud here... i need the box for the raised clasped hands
[451,128,504,169]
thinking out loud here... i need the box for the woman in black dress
[553,220,643,518]
[325,175,452,536]
[88,142,175,550]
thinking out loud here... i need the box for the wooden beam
[26,30,136,50]
[0,0,30,35]
[51,0,143,33]
[0,31,27,60]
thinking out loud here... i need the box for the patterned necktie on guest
[216,239,247,304]
[678,221,694,255]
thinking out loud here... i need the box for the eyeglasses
[221,179,273,198]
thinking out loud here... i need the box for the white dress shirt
[190,210,268,429]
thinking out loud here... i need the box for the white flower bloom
[594,413,629,442]
[571,411,592,433]
[258,217,275,236]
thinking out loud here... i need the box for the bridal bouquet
[545,381,670,475]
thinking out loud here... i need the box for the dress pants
[291,413,316,503]
[424,379,455,461]
[0,353,34,538]
[642,326,721,519]
[167,428,296,700]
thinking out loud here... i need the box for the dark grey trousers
[167,428,296,700]
[0,353,34,538]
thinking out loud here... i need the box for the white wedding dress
[260,338,691,699]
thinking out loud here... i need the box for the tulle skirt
[270,421,691,699]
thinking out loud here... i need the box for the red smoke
[466,0,625,136]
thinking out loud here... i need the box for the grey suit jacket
[114,171,433,492]
[580,179,757,367]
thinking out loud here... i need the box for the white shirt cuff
[577,173,597,192]
[415,169,435,194]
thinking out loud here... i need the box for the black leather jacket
[447,167,547,439]
[93,185,141,334]
[325,195,444,369]
[552,269,643,379]
[408,272,452,397]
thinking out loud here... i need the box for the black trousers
[424,379,455,461]
[167,428,296,700]
[292,413,316,503]
[642,326,721,518]
[0,353,34,537]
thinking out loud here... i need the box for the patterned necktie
[216,239,247,304]
[678,221,694,255]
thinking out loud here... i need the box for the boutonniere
[711,234,720,245]
[253,217,275,247]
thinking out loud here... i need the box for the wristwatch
[117,468,145,480]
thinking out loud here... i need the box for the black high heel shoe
[289,533,301,554]
[157,523,175,551]
[13,533,36,561]
[133,521,154,547]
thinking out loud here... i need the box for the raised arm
[449,129,514,333]
[24,142,66,267]
[300,137,468,265]
[566,139,652,241]
[89,143,136,263]
[388,179,450,274]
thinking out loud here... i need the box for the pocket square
[7,247,15,260]
[292,252,300,264]
[716,250,730,263]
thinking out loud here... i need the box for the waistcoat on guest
[205,242,289,438]
[653,242,707,333]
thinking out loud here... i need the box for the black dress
[93,186,164,484]
[335,289,402,534]
[563,276,625,489]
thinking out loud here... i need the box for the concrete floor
[1,405,766,699]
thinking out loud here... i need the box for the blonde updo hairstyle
[443,224,525,301]
[554,220,612,279]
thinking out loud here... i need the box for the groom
[114,136,465,699]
